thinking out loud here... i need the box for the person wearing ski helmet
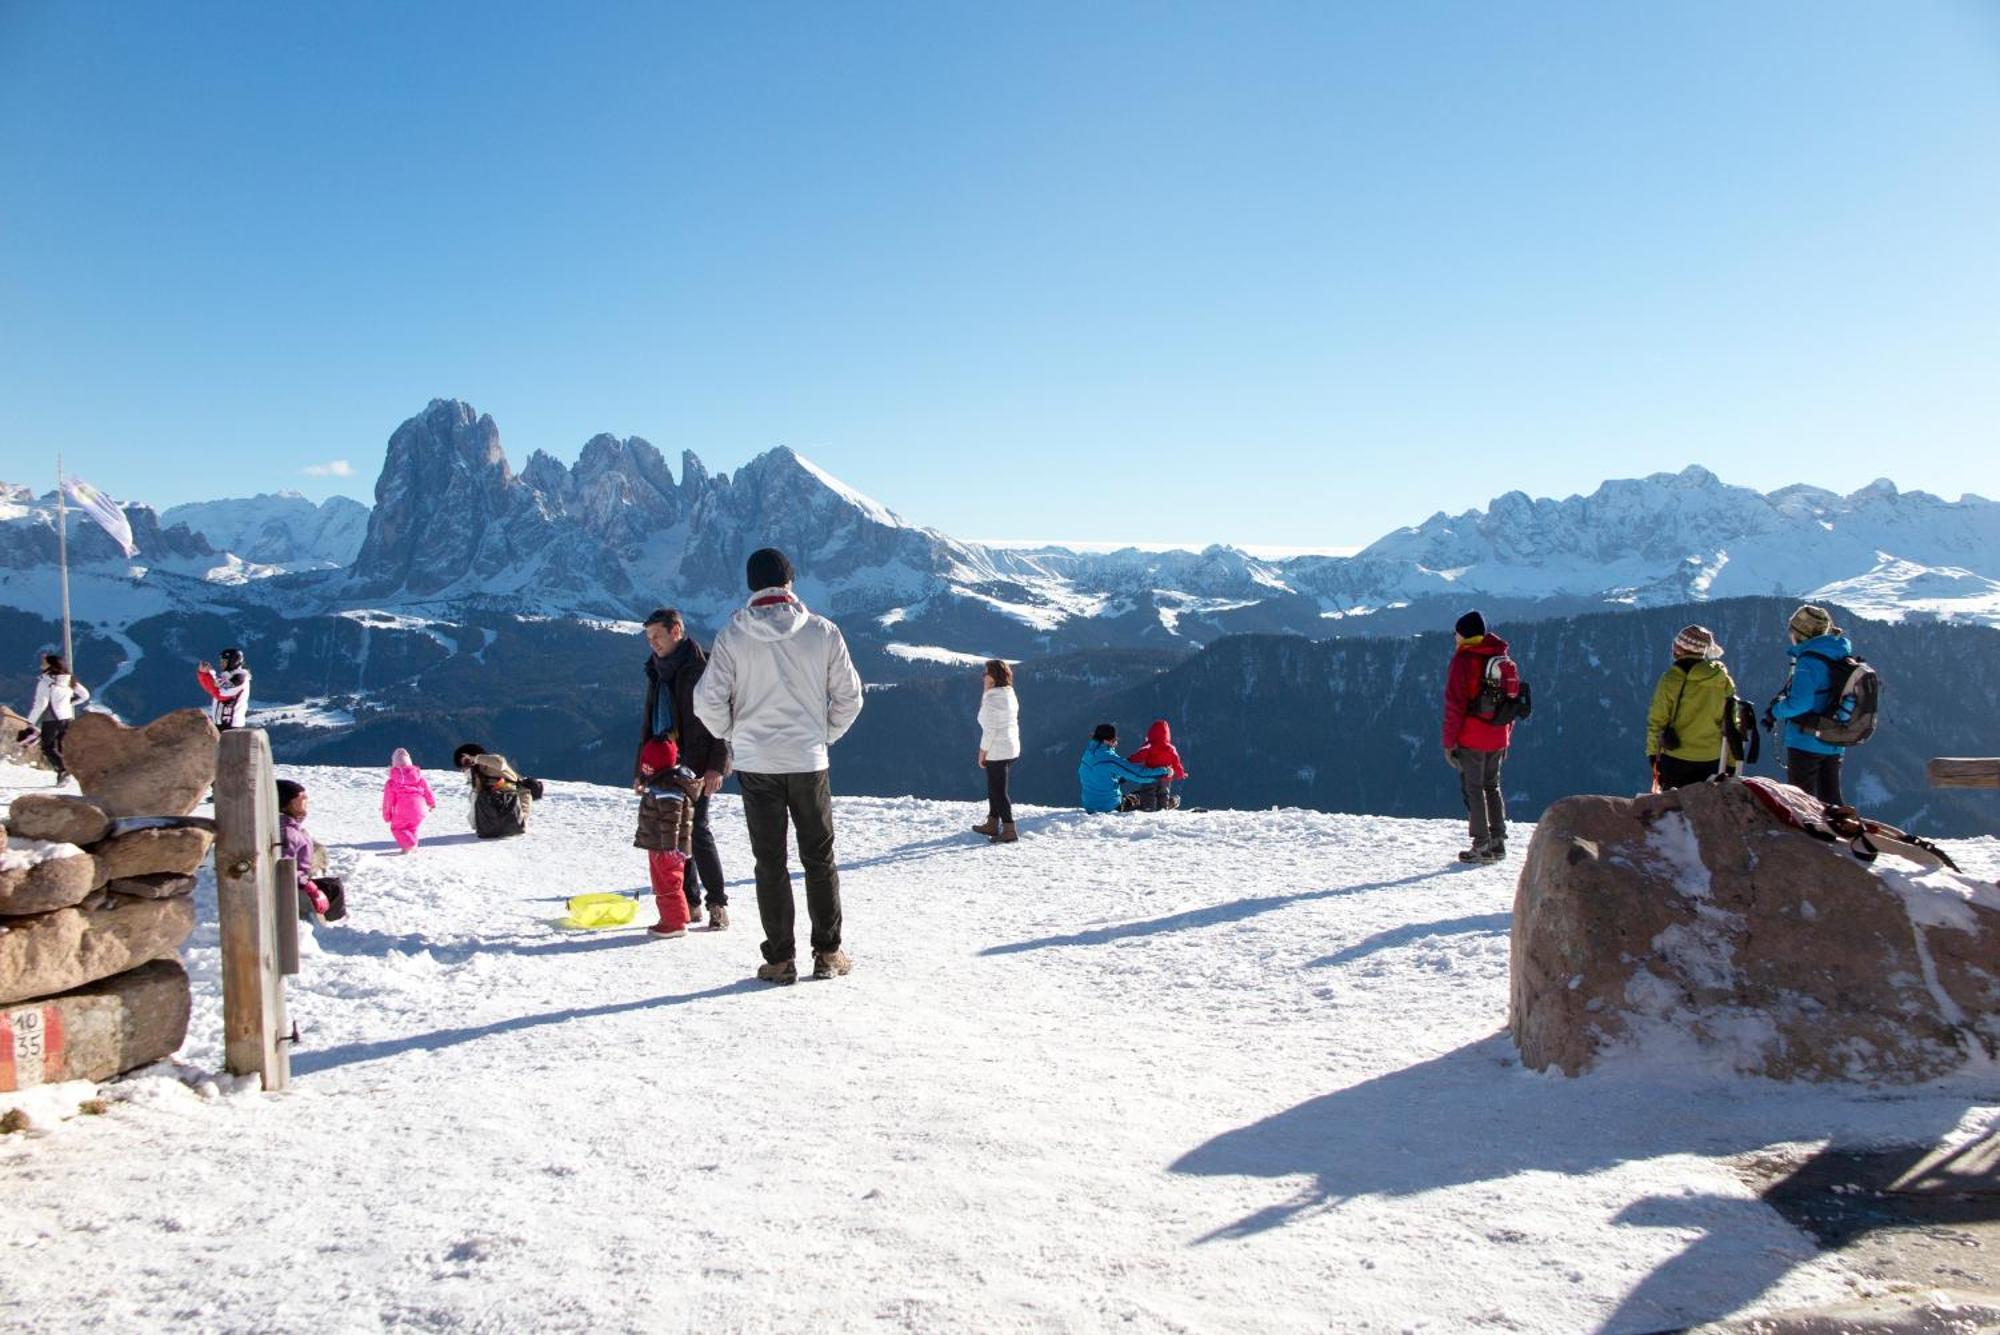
[1645,625,1737,790]
[1768,604,1854,805]
[197,646,252,729]
[1442,610,1513,863]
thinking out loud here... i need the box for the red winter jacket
[1442,635,1514,753]
[1128,720,1188,780]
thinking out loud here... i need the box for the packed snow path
[2,763,1997,1332]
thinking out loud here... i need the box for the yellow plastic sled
[561,893,638,930]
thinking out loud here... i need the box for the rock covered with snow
[0,837,96,917]
[63,709,218,819]
[1511,779,2000,1083]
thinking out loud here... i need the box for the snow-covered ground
[2,760,1997,1332]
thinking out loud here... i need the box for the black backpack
[1724,697,1761,767]
[1797,651,1880,746]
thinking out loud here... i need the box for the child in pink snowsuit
[381,748,437,852]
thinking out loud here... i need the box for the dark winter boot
[997,821,1018,843]
[1456,842,1489,864]
[971,818,999,838]
[1479,840,1506,864]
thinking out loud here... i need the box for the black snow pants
[737,770,842,964]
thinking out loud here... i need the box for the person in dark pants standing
[1441,609,1515,864]
[972,659,1020,842]
[1769,603,1853,805]
[693,548,865,985]
[637,608,732,929]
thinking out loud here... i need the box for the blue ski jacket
[1078,741,1170,813]
[1772,631,1855,757]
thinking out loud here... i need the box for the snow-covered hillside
[4,760,1995,1331]
[162,491,369,572]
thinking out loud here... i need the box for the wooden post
[1928,758,2000,790]
[214,729,289,1090]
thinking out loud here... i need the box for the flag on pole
[62,477,138,557]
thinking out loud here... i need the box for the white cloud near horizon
[304,459,355,478]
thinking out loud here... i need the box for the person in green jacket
[1646,624,1737,790]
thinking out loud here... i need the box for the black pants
[1786,748,1845,806]
[683,791,727,909]
[984,759,1014,823]
[1454,746,1507,846]
[38,718,69,777]
[737,770,841,963]
[1656,754,1723,790]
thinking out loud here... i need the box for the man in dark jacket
[638,608,731,929]
[1442,609,1514,864]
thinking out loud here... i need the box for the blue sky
[2,2,1996,549]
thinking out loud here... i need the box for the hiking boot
[707,904,730,930]
[756,958,797,985]
[812,950,852,980]
[997,821,1018,844]
[971,818,999,838]
[687,901,704,924]
[1480,841,1507,864]
[1456,843,1489,864]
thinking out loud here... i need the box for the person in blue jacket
[1078,723,1172,813]
[1768,603,1853,805]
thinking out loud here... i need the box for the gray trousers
[1454,746,1508,846]
[737,770,842,963]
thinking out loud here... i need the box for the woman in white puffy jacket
[972,659,1021,843]
[25,653,89,783]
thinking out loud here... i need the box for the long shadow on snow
[341,833,485,852]
[1171,1034,1986,1333]
[980,868,1466,956]
[312,924,699,963]
[1304,912,1512,968]
[291,978,764,1075]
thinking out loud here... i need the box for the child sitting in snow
[277,778,346,922]
[380,748,437,852]
[634,738,702,938]
[1125,719,1189,811]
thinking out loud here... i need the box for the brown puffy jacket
[633,769,701,853]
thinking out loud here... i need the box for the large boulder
[1511,779,2000,1083]
[90,826,214,888]
[61,709,218,818]
[0,959,191,1091]
[0,896,196,1006]
[6,793,113,846]
[0,840,97,917]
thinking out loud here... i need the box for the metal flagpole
[56,453,73,668]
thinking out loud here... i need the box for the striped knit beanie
[1671,624,1722,660]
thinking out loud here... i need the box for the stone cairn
[1512,777,2000,1083]
[1,710,218,1093]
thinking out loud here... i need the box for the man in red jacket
[1442,610,1513,864]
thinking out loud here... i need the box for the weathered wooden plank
[215,729,288,1091]
[1928,758,2000,790]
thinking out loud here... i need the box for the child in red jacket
[1126,720,1188,811]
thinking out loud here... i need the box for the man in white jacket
[694,547,865,985]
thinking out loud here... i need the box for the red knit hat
[640,738,678,772]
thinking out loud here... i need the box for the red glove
[305,883,330,915]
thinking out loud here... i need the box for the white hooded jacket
[694,589,864,774]
[28,671,89,724]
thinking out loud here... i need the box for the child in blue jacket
[1768,604,1854,804]
[1078,724,1171,813]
